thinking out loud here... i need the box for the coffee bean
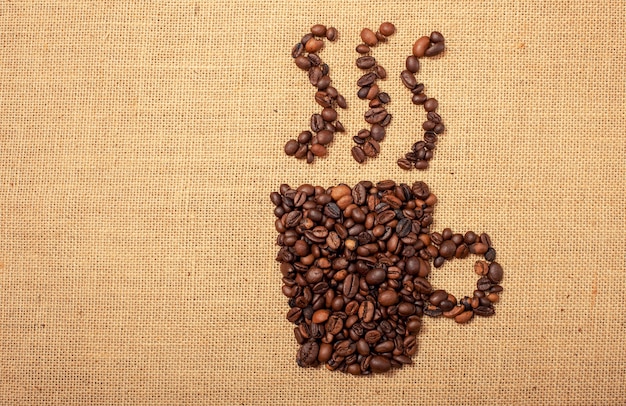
[351,147,366,163]
[430,31,444,43]
[357,72,378,87]
[406,55,420,73]
[310,144,327,157]
[305,38,323,53]
[365,268,386,285]
[364,107,387,124]
[438,240,456,258]
[356,43,370,54]
[326,27,338,41]
[356,56,377,69]
[454,310,474,324]
[310,24,327,37]
[370,355,391,373]
[297,341,319,367]
[379,22,396,36]
[294,56,311,70]
[400,70,417,89]
[360,28,378,46]
[412,36,430,57]
[321,107,337,122]
[397,158,413,170]
[378,290,399,306]
[424,98,438,112]
[284,139,299,156]
[487,262,503,283]
[425,42,445,57]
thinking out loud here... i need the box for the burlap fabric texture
[1,1,624,405]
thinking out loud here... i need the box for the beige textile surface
[1,1,625,404]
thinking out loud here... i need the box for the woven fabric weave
[1,1,624,404]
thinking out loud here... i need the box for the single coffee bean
[406,55,420,73]
[378,290,399,306]
[305,38,324,53]
[326,27,338,41]
[424,98,438,112]
[357,72,378,87]
[356,44,370,54]
[310,24,327,37]
[284,139,299,156]
[454,310,474,324]
[370,355,391,373]
[379,22,396,37]
[356,56,377,70]
[487,262,503,283]
[412,36,430,57]
[439,240,456,258]
[425,42,445,57]
[400,70,417,89]
[430,31,444,43]
[360,28,378,46]
[294,56,312,70]
[296,341,320,368]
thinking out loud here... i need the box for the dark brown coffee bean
[356,56,377,69]
[321,107,337,122]
[370,355,391,373]
[396,218,412,238]
[310,114,324,132]
[400,70,417,89]
[424,98,438,112]
[406,55,420,73]
[484,248,496,261]
[362,140,380,158]
[379,22,396,37]
[360,28,378,46]
[363,268,385,285]
[430,31,444,43]
[397,158,413,170]
[310,24,327,37]
[315,131,333,146]
[310,144,327,157]
[425,42,445,57]
[364,107,387,124]
[378,290,399,306]
[326,27,338,41]
[317,75,331,90]
[487,262,503,283]
[284,139,299,156]
[352,147,365,164]
[439,240,456,258]
[357,72,378,87]
[295,55,312,71]
[296,341,319,367]
[412,93,427,105]
[374,340,394,353]
[292,43,304,58]
[356,43,370,54]
[454,310,473,324]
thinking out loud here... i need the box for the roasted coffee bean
[430,31,444,43]
[378,290,399,306]
[357,72,378,87]
[406,55,420,73]
[364,107,387,124]
[360,28,378,46]
[412,36,430,57]
[484,247,497,262]
[379,22,396,37]
[424,98,438,112]
[487,262,503,283]
[295,55,312,70]
[284,140,299,156]
[326,27,338,41]
[425,42,445,57]
[310,24,327,37]
[370,355,391,373]
[401,70,417,89]
[356,56,377,70]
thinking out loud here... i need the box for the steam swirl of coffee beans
[351,22,396,164]
[286,25,346,163]
[271,181,503,374]
[397,32,446,170]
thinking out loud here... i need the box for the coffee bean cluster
[286,25,346,163]
[351,23,396,164]
[397,32,446,170]
[271,181,503,374]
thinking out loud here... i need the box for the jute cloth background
[1,1,624,404]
